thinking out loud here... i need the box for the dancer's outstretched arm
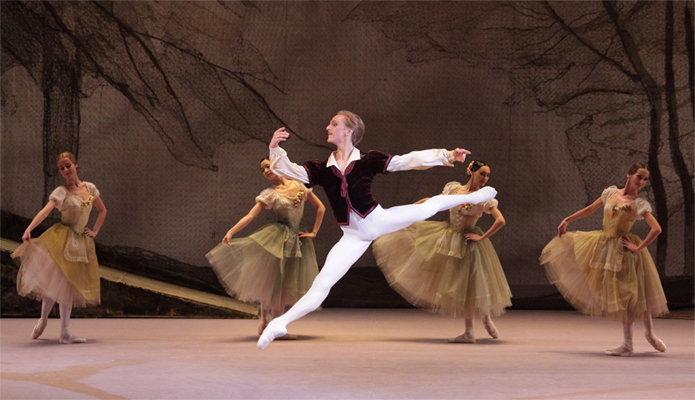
[386,148,470,172]
[557,197,602,236]
[222,202,265,244]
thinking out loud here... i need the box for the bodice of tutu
[442,181,498,232]
[60,195,94,234]
[257,182,311,231]
[600,186,652,238]
[49,183,100,263]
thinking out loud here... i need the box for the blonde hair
[337,110,365,145]
[56,152,77,165]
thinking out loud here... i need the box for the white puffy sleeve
[483,198,499,214]
[386,149,455,172]
[85,182,100,199]
[49,186,68,209]
[601,186,619,204]
[441,181,462,195]
[269,146,310,184]
[633,198,653,220]
[255,188,277,210]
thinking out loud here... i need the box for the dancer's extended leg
[32,297,55,339]
[257,234,371,349]
[368,187,497,236]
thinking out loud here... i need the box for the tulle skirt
[11,224,101,307]
[206,223,319,311]
[373,222,512,318]
[540,231,668,323]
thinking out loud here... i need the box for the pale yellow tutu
[373,221,512,318]
[206,222,318,311]
[540,231,668,323]
[12,223,101,307]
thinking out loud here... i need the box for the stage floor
[1,309,693,399]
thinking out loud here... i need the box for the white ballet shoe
[480,186,497,200]
[448,332,476,343]
[605,340,633,357]
[645,332,667,352]
[257,321,287,350]
[59,332,87,344]
[32,319,47,340]
[483,316,498,339]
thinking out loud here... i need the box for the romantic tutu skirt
[373,221,512,318]
[206,222,319,311]
[540,231,668,323]
[12,223,101,307]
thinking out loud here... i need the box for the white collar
[327,147,361,172]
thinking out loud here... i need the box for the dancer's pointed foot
[31,319,47,340]
[257,316,269,336]
[482,315,498,339]
[59,331,86,344]
[448,332,476,343]
[257,321,287,350]
[605,340,633,357]
[645,332,666,352]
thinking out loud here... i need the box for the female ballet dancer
[373,160,511,343]
[12,152,107,344]
[258,110,497,349]
[540,163,668,356]
[206,158,325,336]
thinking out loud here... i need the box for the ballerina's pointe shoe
[645,332,667,352]
[605,340,633,357]
[448,332,476,344]
[59,332,87,344]
[257,321,287,350]
[32,319,47,340]
[483,316,499,339]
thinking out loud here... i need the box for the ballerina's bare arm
[298,191,326,239]
[85,197,107,238]
[558,197,603,236]
[465,207,506,242]
[622,212,662,253]
[21,200,58,243]
[222,202,266,244]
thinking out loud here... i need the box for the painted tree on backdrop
[349,0,694,276]
[1,1,324,217]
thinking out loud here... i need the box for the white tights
[259,187,496,345]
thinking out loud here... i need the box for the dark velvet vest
[303,151,392,225]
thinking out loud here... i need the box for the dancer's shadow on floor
[225,335,323,344]
[20,339,100,347]
[376,337,508,345]
[547,349,665,358]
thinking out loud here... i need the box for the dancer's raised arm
[268,128,310,184]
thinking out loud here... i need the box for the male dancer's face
[326,115,353,146]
